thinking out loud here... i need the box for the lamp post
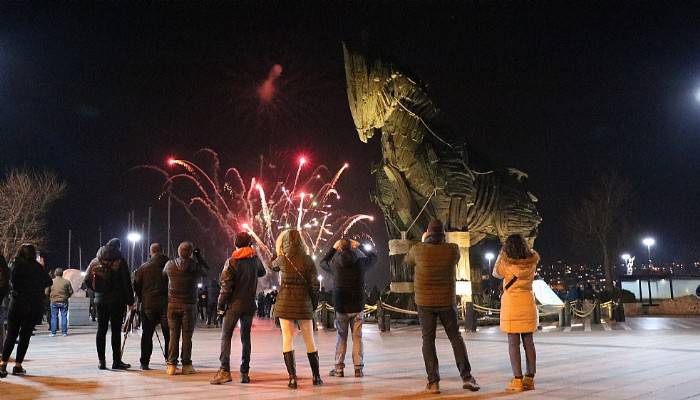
[127,232,142,271]
[317,274,324,291]
[485,252,495,307]
[642,237,655,265]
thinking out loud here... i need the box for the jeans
[417,305,472,384]
[508,333,536,377]
[219,309,253,372]
[167,303,196,366]
[50,302,69,335]
[96,302,126,362]
[140,307,170,366]
[334,311,364,371]
[2,302,40,363]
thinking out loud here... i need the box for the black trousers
[1,302,40,363]
[140,307,170,366]
[96,302,126,363]
[417,305,472,384]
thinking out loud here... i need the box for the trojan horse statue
[343,44,541,306]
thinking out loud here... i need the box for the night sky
[1,2,700,286]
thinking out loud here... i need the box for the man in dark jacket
[134,243,170,370]
[404,220,479,394]
[163,241,208,375]
[320,238,377,378]
[210,232,266,385]
[0,255,9,359]
[83,238,135,370]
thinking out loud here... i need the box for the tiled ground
[1,316,699,399]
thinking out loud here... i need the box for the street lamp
[642,237,655,264]
[485,252,495,269]
[127,232,142,270]
[485,252,496,307]
[317,274,324,291]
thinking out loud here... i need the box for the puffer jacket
[163,257,209,305]
[494,250,540,333]
[404,235,460,307]
[134,253,169,311]
[217,247,266,313]
[48,276,74,303]
[271,230,319,320]
[8,256,52,308]
[83,245,135,306]
[320,247,377,313]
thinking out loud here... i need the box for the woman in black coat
[0,244,52,378]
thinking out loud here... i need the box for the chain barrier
[571,300,599,318]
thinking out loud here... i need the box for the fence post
[463,302,477,332]
[563,301,571,327]
[592,302,601,325]
[614,301,626,322]
[377,300,390,332]
[558,306,566,328]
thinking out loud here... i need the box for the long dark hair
[503,234,532,260]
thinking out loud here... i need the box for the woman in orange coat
[493,234,539,392]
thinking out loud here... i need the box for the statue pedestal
[387,239,418,314]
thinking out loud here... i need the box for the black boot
[283,351,297,389]
[98,358,107,370]
[0,363,7,378]
[308,351,323,386]
[112,360,131,370]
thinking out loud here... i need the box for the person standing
[163,242,209,376]
[0,255,11,360]
[206,279,220,327]
[493,234,539,392]
[0,244,52,378]
[133,243,170,370]
[271,229,322,389]
[320,238,377,378]
[210,231,267,385]
[83,238,135,370]
[47,268,73,337]
[404,220,480,394]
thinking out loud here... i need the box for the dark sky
[1,2,700,285]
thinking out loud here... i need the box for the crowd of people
[0,221,541,394]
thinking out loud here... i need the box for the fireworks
[140,148,373,260]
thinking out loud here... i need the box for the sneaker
[49,333,56,337]
[506,377,524,392]
[355,368,363,378]
[166,365,177,375]
[112,361,131,370]
[329,368,344,377]
[210,368,232,385]
[12,366,26,376]
[523,375,535,390]
[181,364,196,375]
[62,333,68,337]
[463,375,480,391]
[425,382,440,394]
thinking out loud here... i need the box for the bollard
[377,301,391,332]
[559,306,566,328]
[592,302,601,325]
[563,301,571,327]
[463,302,477,332]
[616,301,626,322]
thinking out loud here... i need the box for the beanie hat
[235,231,252,248]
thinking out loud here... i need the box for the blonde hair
[275,229,308,257]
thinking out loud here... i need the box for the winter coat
[217,247,266,313]
[493,250,540,333]
[0,255,9,299]
[134,253,169,311]
[320,247,377,313]
[405,237,460,307]
[163,257,209,305]
[48,276,74,304]
[83,245,135,306]
[8,256,52,308]
[271,230,319,320]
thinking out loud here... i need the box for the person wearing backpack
[210,231,267,385]
[0,244,52,378]
[83,238,135,370]
[162,241,209,376]
[493,234,540,392]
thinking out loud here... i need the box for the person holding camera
[133,243,170,370]
[162,242,209,376]
[83,238,135,370]
[210,231,266,385]
[320,238,377,378]
[271,229,322,389]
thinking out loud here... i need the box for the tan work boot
[181,364,196,375]
[523,375,535,390]
[506,377,524,392]
[210,368,232,385]
[166,365,177,376]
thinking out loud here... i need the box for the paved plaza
[1,316,699,400]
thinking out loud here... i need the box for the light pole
[642,237,655,265]
[127,232,142,271]
[317,274,324,291]
[485,252,495,307]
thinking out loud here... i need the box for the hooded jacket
[134,253,170,311]
[83,244,135,306]
[493,250,540,333]
[8,255,52,308]
[404,234,460,307]
[271,230,319,320]
[320,247,377,313]
[217,247,266,313]
[163,256,209,305]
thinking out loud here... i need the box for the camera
[362,243,373,252]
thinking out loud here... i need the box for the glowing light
[363,243,373,251]
[299,157,307,165]
[127,232,142,243]
[485,252,495,261]
[80,271,87,277]
[642,237,655,247]
[317,274,323,282]
[621,253,631,261]
[197,283,203,289]
[167,158,176,166]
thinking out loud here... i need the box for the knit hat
[235,231,252,248]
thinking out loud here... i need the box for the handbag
[283,255,318,311]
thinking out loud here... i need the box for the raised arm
[319,247,336,275]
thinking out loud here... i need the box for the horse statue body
[343,44,541,246]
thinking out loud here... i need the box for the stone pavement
[1,317,699,399]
